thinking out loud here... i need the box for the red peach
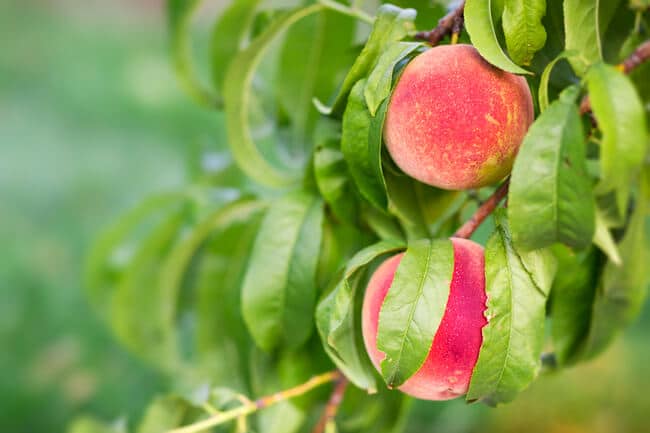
[361,238,487,400]
[384,44,534,190]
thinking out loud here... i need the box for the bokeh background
[2,1,649,432]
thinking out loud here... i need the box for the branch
[454,179,510,239]
[415,1,465,46]
[579,39,650,115]
[167,371,342,433]
[312,376,349,433]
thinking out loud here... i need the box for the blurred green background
[2,1,649,432]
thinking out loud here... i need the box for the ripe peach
[361,238,487,400]
[384,44,533,190]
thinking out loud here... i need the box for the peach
[361,238,487,400]
[384,44,534,190]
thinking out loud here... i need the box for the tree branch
[312,375,349,433]
[167,371,342,433]
[579,39,650,115]
[415,1,465,46]
[454,180,509,239]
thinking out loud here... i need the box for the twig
[312,376,349,433]
[415,1,465,46]
[579,39,650,115]
[167,371,342,433]
[454,180,510,239]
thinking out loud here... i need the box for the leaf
[377,239,454,387]
[324,4,417,116]
[502,0,547,66]
[549,245,599,366]
[579,169,650,359]
[385,171,463,241]
[136,395,190,433]
[464,0,530,74]
[111,206,188,368]
[168,0,215,107]
[563,0,603,75]
[592,209,622,265]
[467,211,554,404]
[587,63,648,215]
[278,9,355,145]
[509,85,595,250]
[363,42,424,116]
[210,0,260,94]
[66,417,124,433]
[242,192,324,351]
[313,119,358,224]
[538,50,578,112]
[341,80,388,210]
[223,4,324,187]
[316,240,405,390]
[158,200,265,360]
[85,193,185,319]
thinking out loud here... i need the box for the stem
[167,371,342,433]
[312,376,349,433]
[454,180,510,239]
[318,0,375,24]
[415,1,465,46]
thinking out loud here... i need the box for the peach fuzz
[384,44,534,190]
[361,238,487,400]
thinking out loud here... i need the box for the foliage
[79,0,650,432]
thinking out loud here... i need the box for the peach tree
[79,0,650,432]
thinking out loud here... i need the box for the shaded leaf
[210,0,261,94]
[563,0,602,75]
[316,240,404,390]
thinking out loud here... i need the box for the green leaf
[111,206,188,368]
[278,9,355,145]
[467,211,555,404]
[242,192,324,351]
[587,63,648,214]
[158,200,265,359]
[563,0,603,75]
[377,239,454,387]
[502,0,547,66]
[223,4,325,187]
[168,0,215,107]
[136,395,190,433]
[385,171,463,241]
[66,417,124,433]
[313,119,359,224]
[85,193,185,319]
[341,80,388,210]
[316,240,405,390]
[325,4,417,116]
[194,216,262,392]
[210,0,260,94]
[464,0,530,74]
[538,50,578,112]
[363,42,424,116]
[509,85,595,250]
[579,169,650,359]
[592,208,622,265]
[549,245,599,366]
